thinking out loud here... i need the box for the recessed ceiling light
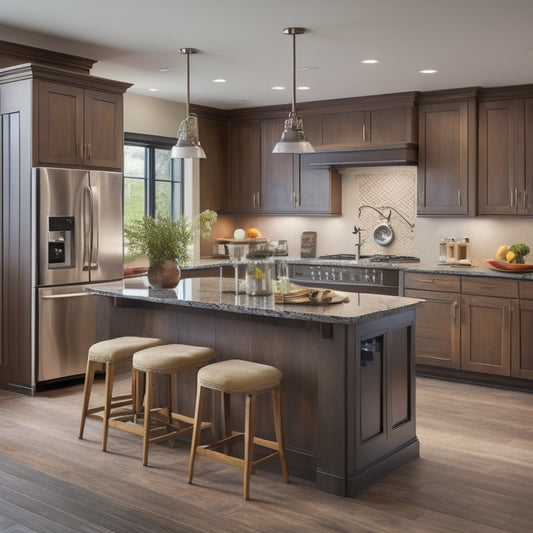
[420,69,438,74]
[297,86,310,91]
[213,78,226,83]
[148,88,159,92]
[299,66,319,70]
[272,86,286,90]
[159,67,173,72]
[361,59,379,64]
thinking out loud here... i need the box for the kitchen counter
[88,274,420,497]
[87,276,420,325]
[192,256,533,280]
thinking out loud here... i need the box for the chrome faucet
[352,226,363,263]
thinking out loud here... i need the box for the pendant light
[272,27,315,154]
[171,48,206,159]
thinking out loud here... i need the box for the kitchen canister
[245,257,274,296]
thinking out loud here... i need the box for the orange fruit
[246,228,261,238]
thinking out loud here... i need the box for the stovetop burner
[319,254,420,263]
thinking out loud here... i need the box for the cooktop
[318,254,420,263]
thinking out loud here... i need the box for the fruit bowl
[485,259,533,272]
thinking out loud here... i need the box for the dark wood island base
[89,277,420,497]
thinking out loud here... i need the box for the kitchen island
[87,276,420,497]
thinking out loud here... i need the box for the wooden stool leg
[188,385,206,484]
[142,371,153,466]
[243,393,256,500]
[102,362,115,451]
[78,358,97,439]
[273,386,289,483]
[132,367,140,423]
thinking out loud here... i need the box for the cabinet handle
[362,123,366,143]
[524,190,528,210]
[86,143,91,160]
[415,279,434,283]
[457,188,461,207]
[252,192,256,208]
[453,300,458,321]
[79,143,84,159]
[515,187,518,209]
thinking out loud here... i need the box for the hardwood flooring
[0,375,532,532]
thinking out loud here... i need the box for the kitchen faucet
[352,226,363,263]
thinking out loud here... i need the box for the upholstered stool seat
[188,359,289,500]
[126,344,216,466]
[78,336,165,450]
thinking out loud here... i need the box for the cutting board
[300,231,317,258]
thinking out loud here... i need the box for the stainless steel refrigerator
[35,167,123,383]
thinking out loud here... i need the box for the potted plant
[125,209,217,288]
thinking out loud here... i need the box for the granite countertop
[86,276,420,326]
[179,256,533,280]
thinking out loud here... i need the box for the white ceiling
[2,0,533,110]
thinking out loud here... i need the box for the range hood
[301,144,417,168]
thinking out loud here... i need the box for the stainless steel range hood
[301,144,418,168]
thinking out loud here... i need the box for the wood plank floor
[1,375,533,532]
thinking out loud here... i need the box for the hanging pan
[373,211,394,246]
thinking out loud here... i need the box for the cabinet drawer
[404,272,460,292]
[461,277,518,298]
[519,281,533,300]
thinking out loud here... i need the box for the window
[123,132,184,228]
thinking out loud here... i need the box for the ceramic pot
[147,259,181,289]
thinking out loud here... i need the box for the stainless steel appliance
[35,168,123,383]
[287,255,420,295]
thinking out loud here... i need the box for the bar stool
[188,359,289,500]
[78,336,164,449]
[126,343,216,466]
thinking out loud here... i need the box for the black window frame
[123,132,184,219]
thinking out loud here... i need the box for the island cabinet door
[346,310,418,493]
[513,298,533,380]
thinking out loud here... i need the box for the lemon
[506,251,516,263]
[496,245,509,259]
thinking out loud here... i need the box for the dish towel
[275,288,350,305]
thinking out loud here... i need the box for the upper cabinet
[477,97,533,215]
[226,118,261,212]
[36,80,125,170]
[416,89,478,216]
[0,64,130,172]
[321,106,416,148]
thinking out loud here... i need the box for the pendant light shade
[273,27,314,154]
[171,48,206,159]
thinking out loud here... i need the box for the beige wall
[124,93,186,137]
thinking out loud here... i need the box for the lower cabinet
[404,273,461,369]
[405,272,533,381]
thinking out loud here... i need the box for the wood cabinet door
[199,117,226,213]
[405,289,461,368]
[478,99,524,215]
[513,299,533,379]
[83,89,123,170]
[298,159,342,214]
[36,80,84,166]
[417,101,470,215]
[322,110,365,147]
[226,118,261,212]
[523,98,533,214]
[260,117,297,212]
[461,294,514,375]
[369,107,415,144]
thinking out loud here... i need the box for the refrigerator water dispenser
[48,216,74,268]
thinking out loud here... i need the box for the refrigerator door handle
[41,292,92,300]
[90,185,99,270]
[82,186,92,271]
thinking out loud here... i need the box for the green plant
[125,209,217,264]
